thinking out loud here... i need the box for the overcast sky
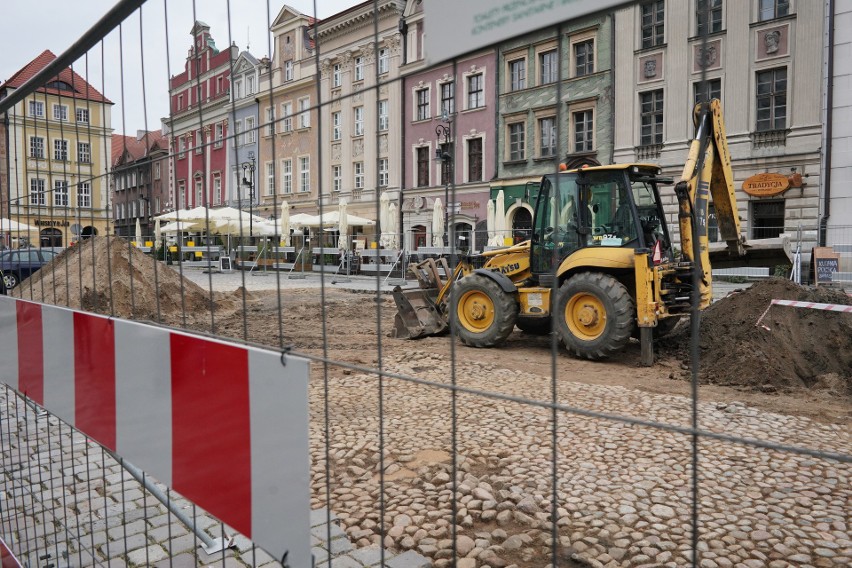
[0,0,356,133]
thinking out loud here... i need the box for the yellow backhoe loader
[392,100,745,364]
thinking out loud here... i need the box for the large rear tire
[452,274,518,347]
[554,273,635,360]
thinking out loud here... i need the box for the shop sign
[742,173,789,197]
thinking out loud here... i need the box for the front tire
[554,273,635,360]
[452,274,518,347]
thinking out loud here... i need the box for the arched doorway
[511,207,532,243]
[40,228,63,248]
[81,226,98,240]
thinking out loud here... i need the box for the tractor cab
[530,165,674,277]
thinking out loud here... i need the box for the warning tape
[756,298,852,328]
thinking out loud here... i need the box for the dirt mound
[12,236,215,322]
[659,278,852,396]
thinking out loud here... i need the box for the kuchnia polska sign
[423,0,631,65]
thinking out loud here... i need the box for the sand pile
[11,236,224,322]
[659,278,852,396]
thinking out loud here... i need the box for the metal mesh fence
[0,1,851,568]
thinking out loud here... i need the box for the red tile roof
[1,50,113,105]
[111,130,167,167]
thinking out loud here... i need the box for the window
[508,122,525,161]
[299,157,310,192]
[217,76,223,94]
[573,110,594,152]
[378,100,389,131]
[332,64,342,87]
[298,98,310,128]
[379,158,389,187]
[214,175,222,205]
[29,100,44,117]
[440,143,453,186]
[378,48,389,74]
[467,138,483,182]
[354,107,364,136]
[284,61,293,81]
[179,136,186,157]
[195,129,203,153]
[54,181,68,207]
[333,112,342,140]
[509,59,526,91]
[354,56,364,81]
[467,74,484,109]
[332,165,342,192]
[416,147,430,187]
[178,181,186,208]
[539,116,557,157]
[282,102,293,132]
[416,88,430,121]
[751,200,785,239]
[641,1,665,49]
[234,121,243,147]
[234,79,243,100]
[245,117,256,144]
[54,139,68,161]
[30,179,46,206]
[247,75,255,95]
[53,104,68,121]
[78,142,91,163]
[132,200,138,218]
[694,78,722,104]
[76,108,89,123]
[117,203,123,220]
[756,68,787,131]
[640,90,664,145]
[354,162,364,189]
[30,136,44,159]
[77,182,91,208]
[216,123,224,147]
[265,107,275,136]
[759,0,789,21]
[697,0,723,34]
[440,82,455,117]
[282,159,292,194]
[575,40,594,76]
[195,180,203,206]
[266,162,275,195]
[155,162,161,180]
[540,50,558,84]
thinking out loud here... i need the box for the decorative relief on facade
[341,50,353,68]
[379,84,388,95]
[693,39,722,73]
[332,143,341,160]
[638,53,663,83]
[644,59,657,78]
[320,59,332,78]
[388,33,402,55]
[361,42,375,64]
[379,134,388,154]
[353,139,364,157]
[757,25,789,60]
[353,91,363,103]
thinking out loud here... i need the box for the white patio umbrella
[379,191,391,247]
[160,220,200,233]
[0,218,38,233]
[207,207,266,236]
[154,206,208,223]
[337,199,348,250]
[386,202,399,249]
[279,200,290,246]
[486,200,496,244]
[134,218,142,246]
[432,197,445,247]
[492,190,507,246]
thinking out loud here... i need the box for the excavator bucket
[391,286,448,339]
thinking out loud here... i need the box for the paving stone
[385,549,432,568]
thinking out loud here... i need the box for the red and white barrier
[0,537,23,568]
[768,299,852,313]
[0,297,310,566]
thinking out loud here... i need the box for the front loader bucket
[391,286,448,339]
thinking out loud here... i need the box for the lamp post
[241,150,256,238]
[435,112,453,249]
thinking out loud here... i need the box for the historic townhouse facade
[229,51,261,218]
[400,0,497,252]
[167,22,238,211]
[315,0,405,227]
[257,5,318,221]
[0,50,114,247]
[496,12,616,244]
[111,130,169,239]
[613,0,824,249]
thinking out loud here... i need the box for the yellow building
[1,49,113,247]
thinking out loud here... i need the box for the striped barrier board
[0,296,310,566]
[769,299,852,313]
[0,537,23,568]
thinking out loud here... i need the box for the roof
[0,50,113,105]
[111,130,167,167]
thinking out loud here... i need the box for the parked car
[0,248,59,289]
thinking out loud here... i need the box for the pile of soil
[659,278,852,396]
[11,237,231,322]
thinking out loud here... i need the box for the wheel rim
[457,289,495,333]
[565,292,607,340]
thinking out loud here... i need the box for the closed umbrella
[432,197,444,248]
[280,200,290,246]
[135,218,142,246]
[379,191,390,247]
[493,190,507,246]
[337,199,348,250]
[486,200,495,244]
[387,202,399,249]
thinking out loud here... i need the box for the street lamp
[241,150,256,238]
[435,112,453,249]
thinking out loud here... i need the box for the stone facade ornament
[320,59,332,78]
[353,139,364,157]
[379,134,388,153]
[388,33,402,55]
[361,42,375,65]
[696,46,717,69]
[331,144,341,161]
[643,59,657,79]
[764,30,781,54]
